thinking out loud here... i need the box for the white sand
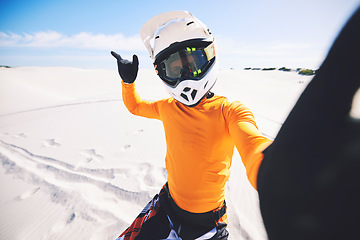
[2,66,357,239]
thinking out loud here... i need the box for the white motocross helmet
[140,11,219,107]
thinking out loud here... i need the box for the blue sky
[1,0,359,69]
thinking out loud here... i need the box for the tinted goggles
[154,42,215,87]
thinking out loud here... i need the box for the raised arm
[111,51,161,119]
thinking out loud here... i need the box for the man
[112,11,271,239]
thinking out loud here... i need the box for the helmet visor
[155,42,215,87]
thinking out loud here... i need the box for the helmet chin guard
[163,59,219,107]
[140,11,219,107]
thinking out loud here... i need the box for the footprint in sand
[14,133,27,139]
[17,187,40,200]
[50,212,76,234]
[126,129,144,137]
[66,213,76,224]
[120,144,131,151]
[134,129,144,135]
[80,149,104,163]
[43,139,61,148]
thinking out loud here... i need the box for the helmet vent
[181,93,189,101]
[180,87,197,102]
[186,21,195,26]
[191,89,197,100]
[204,80,209,89]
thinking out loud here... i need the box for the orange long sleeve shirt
[122,81,272,213]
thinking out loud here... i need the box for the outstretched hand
[111,51,139,84]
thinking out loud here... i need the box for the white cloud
[0,31,328,69]
[0,31,145,51]
[216,36,313,57]
[215,35,327,69]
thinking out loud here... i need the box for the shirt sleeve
[122,81,161,120]
[224,100,272,190]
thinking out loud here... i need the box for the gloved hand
[111,51,139,84]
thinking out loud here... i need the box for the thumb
[132,54,139,66]
[111,51,122,60]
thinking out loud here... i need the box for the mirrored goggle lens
[156,43,215,86]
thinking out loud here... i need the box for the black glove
[111,51,139,84]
